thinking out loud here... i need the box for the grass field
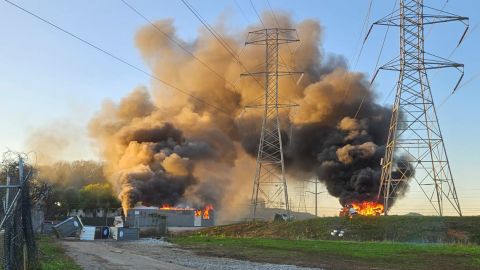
[191,216,480,244]
[36,236,81,270]
[172,235,480,270]
[171,216,480,269]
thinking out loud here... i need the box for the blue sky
[1,0,479,215]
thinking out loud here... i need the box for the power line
[425,0,449,38]
[120,0,241,93]
[180,0,265,90]
[3,0,231,115]
[457,71,480,91]
[247,2,302,102]
[263,0,299,88]
[265,0,279,27]
[351,0,397,118]
[350,0,374,69]
[339,0,376,109]
[382,84,397,105]
[354,13,393,119]
[233,0,251,24]
[249,0,264,27]
[263,0,295,54]
[245,0,300,143]
[434,21,479,109]
[467,21,480,40]
[427,31,479,109]
[437,70,480,109]
[181,0,239,62]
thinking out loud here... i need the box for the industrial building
[125,206,214,227]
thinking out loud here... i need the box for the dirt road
[62,238,320,270]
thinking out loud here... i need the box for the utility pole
[243,28,301,220]
[367,0,468,216]
[306,177,324,217]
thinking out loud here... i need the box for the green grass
[189,216,480,244]
[171,216,480,269]
[36,236,81,270]
[172,235,480,270]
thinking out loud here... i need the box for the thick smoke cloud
[239,69,411,206]
[89,12,410,219]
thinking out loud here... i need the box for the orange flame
[159,204,213,219]
[202,204,214,220]
[161,204,171,209]
[340,201,384,217]
[160,204,195,211]
[352,201,384,216]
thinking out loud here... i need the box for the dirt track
[61,238,319,270]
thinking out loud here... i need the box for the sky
[1,0,479,216]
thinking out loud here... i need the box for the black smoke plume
[89,13,412,219]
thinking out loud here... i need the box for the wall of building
[68,208,121,218]
[126,208,215,227]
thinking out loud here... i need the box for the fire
[340,201,384,217]
[159,204,214,219]
[352,201,384,216]
[160,204,195,211]
[202,204,213,220]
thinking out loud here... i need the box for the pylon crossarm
[370,57,401,84]
[422,4,469,26]
[371,57,464,95]
[241,71,303,77]
[245,28,299,45]
[246,103,299,109]
[423,15,468,25]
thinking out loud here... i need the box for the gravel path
[62,238,321,270]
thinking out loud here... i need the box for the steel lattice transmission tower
[242,28,301,219]
[368,0,469,216]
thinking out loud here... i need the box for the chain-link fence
[0,152,37,270]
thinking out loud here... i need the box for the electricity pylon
[367,0,469,216]
[242,28,301,219]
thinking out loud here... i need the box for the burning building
[125,205,214,227]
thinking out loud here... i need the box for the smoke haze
[87,12,410,220]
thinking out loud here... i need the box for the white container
[80,226,95,240]
[194,215,201,227]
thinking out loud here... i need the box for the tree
[63,188,81,212]
[79,183,120,217]
[34,160,112,218]
[37,160,106,188]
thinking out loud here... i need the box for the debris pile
[52,216,140,241]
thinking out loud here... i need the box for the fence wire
[0,151,37,270]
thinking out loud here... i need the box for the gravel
[62,238,322,270]
[116,239,322,270]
